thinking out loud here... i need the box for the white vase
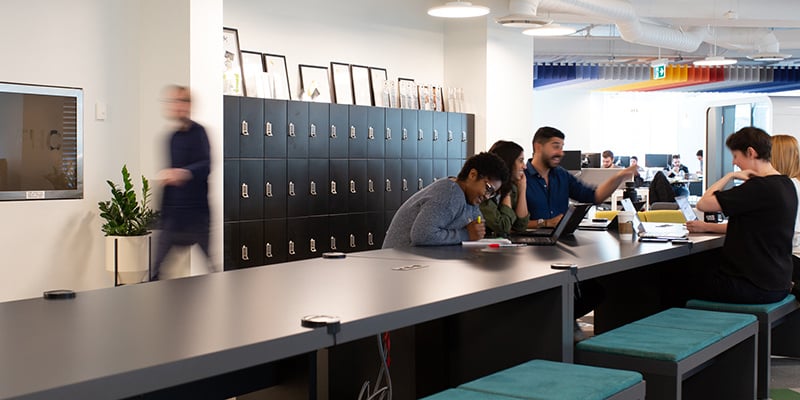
[105,235,151,285]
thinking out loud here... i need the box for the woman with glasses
[480,140,530,237]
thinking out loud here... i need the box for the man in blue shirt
[525,126,637,229]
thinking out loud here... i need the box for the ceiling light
[747,52,791,62]
[427,1,490,18]
[693,56,738,66]
[522,23,577,37]
[496,13,551,28]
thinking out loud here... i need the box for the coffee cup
[617,211,635,235]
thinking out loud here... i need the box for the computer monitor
[582,152,601,168]
[615,156,630,167]
[561,150,582,171]
[645,153,671,168]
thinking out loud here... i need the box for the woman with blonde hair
[771,134,800,292]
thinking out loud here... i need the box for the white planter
[105,235,151,285]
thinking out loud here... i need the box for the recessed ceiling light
[693,56,738,66]
[427,1,490,18]
[522,23,577,37]
[747,52,791,62]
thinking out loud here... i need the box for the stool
[420,359,645,400]
[686,294,799,399]
[576,308,758,400]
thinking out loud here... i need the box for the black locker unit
[385,108,402,159]
[239,97,265,158]
[417,110,433,159]
[223,96,473,269]
[264,99,287,158]
[309,102,330,158]
[328,159,349,215]
[329,104,349,158]
[239,159,264,221]
[287,101,309,159]
[263,159,287,219]
[367,106,386,159]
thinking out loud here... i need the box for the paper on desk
[461,238,512,247]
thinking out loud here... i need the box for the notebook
[621,198,688,239]
[518,203,592,237]
[508,204,581,245]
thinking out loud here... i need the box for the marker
[488,243,526,248]
[477,216,482,224]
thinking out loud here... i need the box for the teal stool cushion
[686,294,797,314]
[459,359,643,400]
[420,388,516,399]
[576,308,756,361]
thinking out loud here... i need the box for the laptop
[675,195,699,222]
[509,204,581,245]
[518,203,592,237]
[620,198,688,239]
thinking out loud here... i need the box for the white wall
[771,97,800,138]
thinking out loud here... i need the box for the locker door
[462,114,472,158]
[401,109,418,159]
[287,101,309,158]
[308,158,329,216]
[417,110,433,159]
[238,220,264,268]
[328,159,348,215]
[263,218,287,265]
[223,222,237,271]
[447,112,462,159]
[366,159,385,213]
[418,159,433,190]
[328,214,349,253]
[347,213,367,252]
[432,111,448,158]
[309,102,330,158]
[288,216,328,261]
[239,159,264,220]
[329,104,349,158]
[448,159,464,178]
[348,105,368,159]
[348,159,367,213]
[433,159,448,182]
[367,107,385,159]
[287,159,309,217]
[224,160,239,222]
[263,159,287,219]
[384,108,401,159]
[264,99,287,158]
[364,212,385,250]
[401,158,419,204]
[240,97,264,158]
[384,159,402,211]
[223,96,240,158]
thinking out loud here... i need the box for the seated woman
[772,135,800,294]
[479,140,530,237]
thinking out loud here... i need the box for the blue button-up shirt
[524,159,596,219]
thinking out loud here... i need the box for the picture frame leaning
[299,64,331,103]
[240,50,266,98]
[351,65,372,106]
[222,27,245,96]
[368,67,388,107]
[330,62,353,105]
[263,53,291,100]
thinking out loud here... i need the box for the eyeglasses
[484,181,496,197]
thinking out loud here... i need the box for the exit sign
[652,64,666,80]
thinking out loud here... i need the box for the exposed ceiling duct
[498,0,788,58]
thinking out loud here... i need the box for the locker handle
[310,181,317,196]
[402,178,408,192]
[461,130,467,142]
[350,180,356,194]
[241,183,249,199]
[310,123,316,138]
[368,232,374,246]
[288,122,296,137]
[350,125,356,139]
[418,129,423,141]
[289,181,296,197]
[368,179,375,193]
[368,126,375,140]
[385,179,392,192]
[447,130,454,142]
[266,243,273,258]
[350,234,356,248]
[265,182,273,198]
[402,128,408,140]
[433,129,439,141]
[241,245,249,261]
[330,125,337,139]
[310,238,317,253]
[241,120,249,136]
[418,178,424,190]
[330,236,337,250]
[289,240,296,255]
[265,121,273,137]
[330,181,337,195]
[386,127,392,140]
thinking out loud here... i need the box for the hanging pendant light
[427,1,490,18]
[694,26,737,66]
[522,23,576,37]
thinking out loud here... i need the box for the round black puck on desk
[301,315,340,328]
[43,289,76,300]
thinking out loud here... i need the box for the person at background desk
[383,152,509,248]
[630,156,646,187]
[696,149,704,175]
[601,150,619,168]
[480,140,530,237]
[524,126,637,229]
[688,127,796,304]
[665,154,690,197]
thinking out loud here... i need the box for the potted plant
[98,165,158,285]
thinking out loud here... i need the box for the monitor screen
[561,150,582,170]
[615,156,630,167]
[645,153,671,168]
[582,152,601,168]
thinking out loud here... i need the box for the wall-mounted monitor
[561,150,582,171]
[0,82,83,200]
[645,153,671,168]
[615,155,631,167]
[581,152,601,168]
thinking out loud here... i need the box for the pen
[477,216,482,224]
[488,243,526,248]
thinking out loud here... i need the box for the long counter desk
[0,230,724,400]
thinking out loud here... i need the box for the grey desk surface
[0,230,724,400]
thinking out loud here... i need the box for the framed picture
[263,53,291,100]
[299,64,331,103]
[351,65,372,106]
[241,50,266,98]
[368,67,388,107]
[222,27,245,96]
[398,78,417,109]
[330,62,353,105]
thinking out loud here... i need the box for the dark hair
[725,127,772,161]
[488,140,523,197]
[532,126,565,149]
[696,149,703,157]
[457,152,510,186]
[631,155,638,161]
[602,150,614,159]
[672,154,680,160]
